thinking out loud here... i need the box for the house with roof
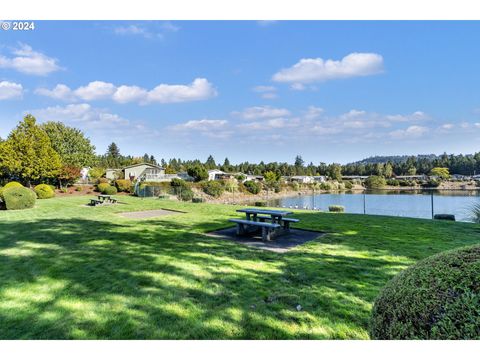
[105,163,167,182]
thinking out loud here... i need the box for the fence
[264,189,480,222]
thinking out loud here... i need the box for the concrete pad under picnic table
[117,209,181,219]
[206,227,325,253]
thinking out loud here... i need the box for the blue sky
[1,20,480,164]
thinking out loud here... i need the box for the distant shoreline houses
[102,163,480,184]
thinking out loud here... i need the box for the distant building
[313,176,327,183]
[208,169,235,181]
[395,175,428,181]
[290,176,314,184]
[105,168,121,180]
[341,175,369,181]
[451,174,471,181]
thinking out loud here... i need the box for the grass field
[0,195,479,339]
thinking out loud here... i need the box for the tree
[384,162,393,178]
[0,115,62,186]
[105,142,121,168]
[187,165,208,182]
[328,163,342,181]
[205,155,216,170]
[365,175,387,189]
[40,121,96,168]
[430,167,450,180]
[294,155,304,167]
[263,170,279,190]
[407,167,417,175]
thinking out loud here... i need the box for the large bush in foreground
[115,179,132,192]
[370,244,480,339]
[34,184,56,199]
[3,186,36,210]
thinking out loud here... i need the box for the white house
[290,176,314,184]
[313,176,327,183]
[207,169,234,181]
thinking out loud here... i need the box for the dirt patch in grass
[206,226,325,253]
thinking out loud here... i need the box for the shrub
[343,180,353,190]
[434,214,456,221]
[0,181,23,200]
[178,188,194,201]
[3,187,36,210]
[328,205,345,212]
[75,186,83,192]
[34,184,55,199]
[102,185,117,195]
[244,180,260,194]
[96,183,110,193]
[254,201,267,207]
[115,179,132,192]
[422,179,440,188]
[201,180,224,198]
[171,178,187,188]
[192,197,205,203]
[97,178,110,184]
[187,165,208,182]
[370,244,480,340]
[386,179,400,186]
[364,175,386,189]
[320,182,332,191]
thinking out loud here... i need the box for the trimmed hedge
[0,181,23,200]
[3,186,36,210]
[328,205,345,212]
[102,185,117,195]
[370,244,480,339]
[115,179,132,192]
[34,184,56,199]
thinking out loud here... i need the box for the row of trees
[1,116,478,187]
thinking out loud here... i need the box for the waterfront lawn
[0,195,478,339]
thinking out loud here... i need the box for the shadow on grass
[1,213,476,339]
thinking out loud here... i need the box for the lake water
[264,190,480,222]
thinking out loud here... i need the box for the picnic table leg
[262,226,270,241]
[237,223,245,235]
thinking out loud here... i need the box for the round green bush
[34,184,56,199]
[178,188,194,201]
[328,205,345,212]
[102,185,117,195]
[370,244,480,339]
[244,180,260,194]
[97,183,110,193]
[3,186,36,210]
[115,179,132,192]
[364,175,386,189]
[201,180,224,198]
[0,181,23,200]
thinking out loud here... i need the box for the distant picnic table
[89,194,118,206]
[229,208,299,241]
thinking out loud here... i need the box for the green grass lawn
[0,195,478,339]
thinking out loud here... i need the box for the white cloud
[233,106,291,120]
[74,81,117,101]
[0,43,61,76]
[146,78,217,104]
[0,81,23,100]
[253,85,277,99]
[440,123,455,130]
[171,119,231,139]
[385,111,429,122]
[272,52,384,84]
[35,78,217,104]
[303,106,324,120]
[113,22,180,39]
[112,85,148,104]
[389,125,428,139]
[30,103,129,129]
[35,84,74,101]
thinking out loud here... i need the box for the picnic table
[229,208,299,241]
[90,194,118,206]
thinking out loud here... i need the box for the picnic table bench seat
[228,218,281,241]
[90,198,104,206]
[255,215,299,229]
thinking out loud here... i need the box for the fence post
[431,191,434,219]
[312,187,315,209]
[363,190,366,215]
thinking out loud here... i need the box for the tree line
[1,116,479,187]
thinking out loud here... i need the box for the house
[207,169,234,181]
[123,163,166,182]
[313,176,327,183]
[290,176,314,184]
[395,175,428,181]
[105,168,121,180]
[236,172,264,182]
[451,174,471,181]
[342,175,369,181]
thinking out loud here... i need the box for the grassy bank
[0,195,478,339]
